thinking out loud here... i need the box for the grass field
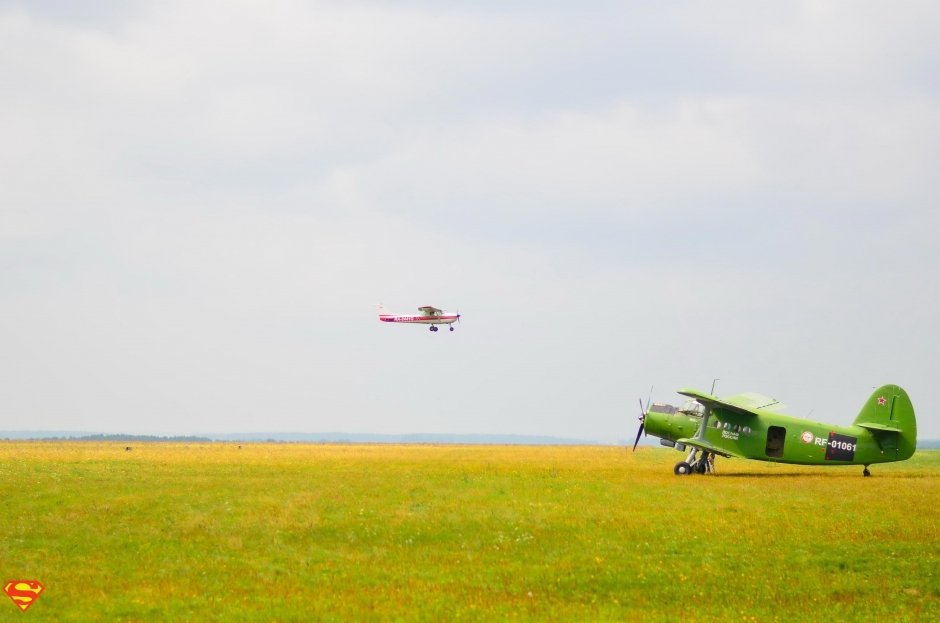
[0,442,937,622]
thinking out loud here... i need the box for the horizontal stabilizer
[856,422,903,433]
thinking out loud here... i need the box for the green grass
[0,443,937,622]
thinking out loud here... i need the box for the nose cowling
[643,409,672,440]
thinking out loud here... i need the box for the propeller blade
[632,422,645,452]
[632,396,649,452]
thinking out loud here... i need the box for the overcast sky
[1,1,938,441]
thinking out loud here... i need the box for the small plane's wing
[418,305,442,316]
[677,389,785,418]
[675,437,741,459]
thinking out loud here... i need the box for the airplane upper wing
[721,392,786,412]
[418,306,442,315]
[677,389,785,418]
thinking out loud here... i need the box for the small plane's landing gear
[863,466,871,477]
[429,326,438,332]
[674,461,692,475]
[449,326,454,331]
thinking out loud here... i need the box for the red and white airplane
[378,305,460,332]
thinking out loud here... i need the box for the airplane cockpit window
[677,399,705,418]
[649,403,677,414]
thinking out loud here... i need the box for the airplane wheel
[694,461,707,474]
[449,326,454,331]
[863,466,871,477]
[429,326,437,332]
[674,462,692,475]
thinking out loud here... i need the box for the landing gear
[863,466,871,477]
[449,326,454,331]
[429,326,438,332]
[691,453,713,474]
[674,448,716,476]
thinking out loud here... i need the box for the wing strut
[694,405,712,442]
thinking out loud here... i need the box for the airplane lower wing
[675,437,741,459]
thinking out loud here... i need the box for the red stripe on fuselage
[379,315,458,324]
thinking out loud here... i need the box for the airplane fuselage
[645,408,911,466]
[641,384,916,472]
[378,313,459,325]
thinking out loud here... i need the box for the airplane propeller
[632,399,646,452]
[632,387,653,452]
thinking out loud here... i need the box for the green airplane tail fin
[853,385,917,460]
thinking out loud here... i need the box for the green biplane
[632,384,916,476]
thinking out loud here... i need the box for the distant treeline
[29,434,213,442]
[3,431,939,447]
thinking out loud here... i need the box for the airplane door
[765,426,786,458]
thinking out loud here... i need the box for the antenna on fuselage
[710,378,720,395]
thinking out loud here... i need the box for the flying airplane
[632,384,916,477]
[378,305,460,332]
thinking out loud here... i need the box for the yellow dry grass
[0,442,937,622]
